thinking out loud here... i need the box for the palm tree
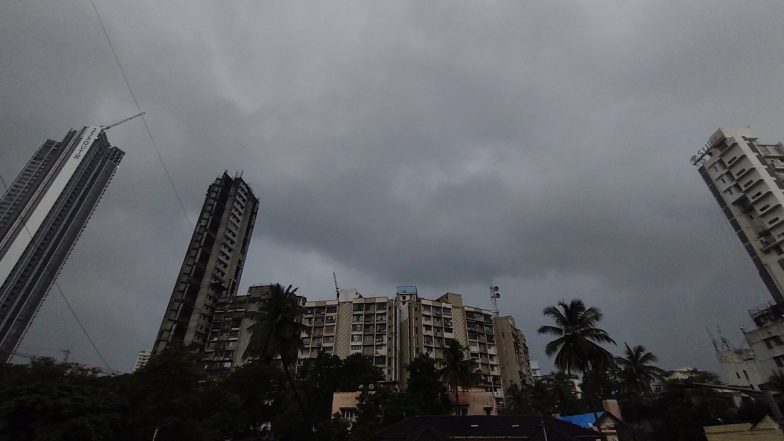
[439,339,478,415]
[243,284,307,423]
[616,343,665,398]
[538,299,615,438]
[538,299,616,374]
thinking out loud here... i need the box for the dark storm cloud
[1,0,783,372]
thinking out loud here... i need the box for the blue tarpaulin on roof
[557,412,604,429]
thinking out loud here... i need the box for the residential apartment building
[493,316,533,391]
[298,286,533,398]
[152,173,259,356]
[0,126,124,363]
[694,128,784,387]
[133,350,151,372]
[200,284,306,376]
[693,128,784,302]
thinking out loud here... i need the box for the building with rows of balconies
[298,286,532,404]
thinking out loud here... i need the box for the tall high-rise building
[693,128,784,303]
[152,172,259,355]
[0,127,124,363]
[297,286,532,401]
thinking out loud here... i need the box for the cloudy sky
[1,1,783,373]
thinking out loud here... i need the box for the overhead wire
[0,175,113,371]
[87,0,195,230]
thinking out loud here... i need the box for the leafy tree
[243,283,308,426]
[538,299,615,437]
[0,358,125,441]
[616,343,665,398]
[405,354,450,415]
[652,371,732,441]
[222,361,287,437]
[439,339,478,414]
[538,299,616,374]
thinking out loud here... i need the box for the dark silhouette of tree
[616,343,665,398]
[538,299,615,438]
[243,283,308,428]
[405,354,451,415]
[439,339,478,415]
[538,299,616,374]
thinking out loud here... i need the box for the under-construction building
[0,126,124,363]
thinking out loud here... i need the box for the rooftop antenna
[489,285,501,317]
[61,349,71,363]
[100,111,145,131]
[333,272,340,299]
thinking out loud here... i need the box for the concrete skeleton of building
[0,127,124,363]
[152,172,259,370]
[695,128,784,388]
[298,286,533,399]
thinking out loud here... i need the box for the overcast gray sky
[1,0,783,373]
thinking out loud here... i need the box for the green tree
[222,361,287,437]
[653,370,732,441]
[538,299,615,437]
[439,339,478,415]
[538,299,616,374]
[405,354,450,415]
[616,343,665,398]
[243,283,308,428]
[0,358,125,441]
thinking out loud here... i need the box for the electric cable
[0,175,114,372]
[87,0,195,230]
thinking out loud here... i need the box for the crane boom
[101,112,146,131]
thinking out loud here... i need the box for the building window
[764,336,784,348]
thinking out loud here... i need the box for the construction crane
[100,111,146,131]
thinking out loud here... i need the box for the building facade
[152,173,258,356]
[133,350,151,372]
[298,286,532,399]
[0,127,124,363]
[493,316,533,391]
[694,128,784,303]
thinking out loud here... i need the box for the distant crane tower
[333,272,340,299]
[490,285,501,317]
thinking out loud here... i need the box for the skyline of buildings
[0,126,124,363]
[194,283,533,398]
[153,172,259,356]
